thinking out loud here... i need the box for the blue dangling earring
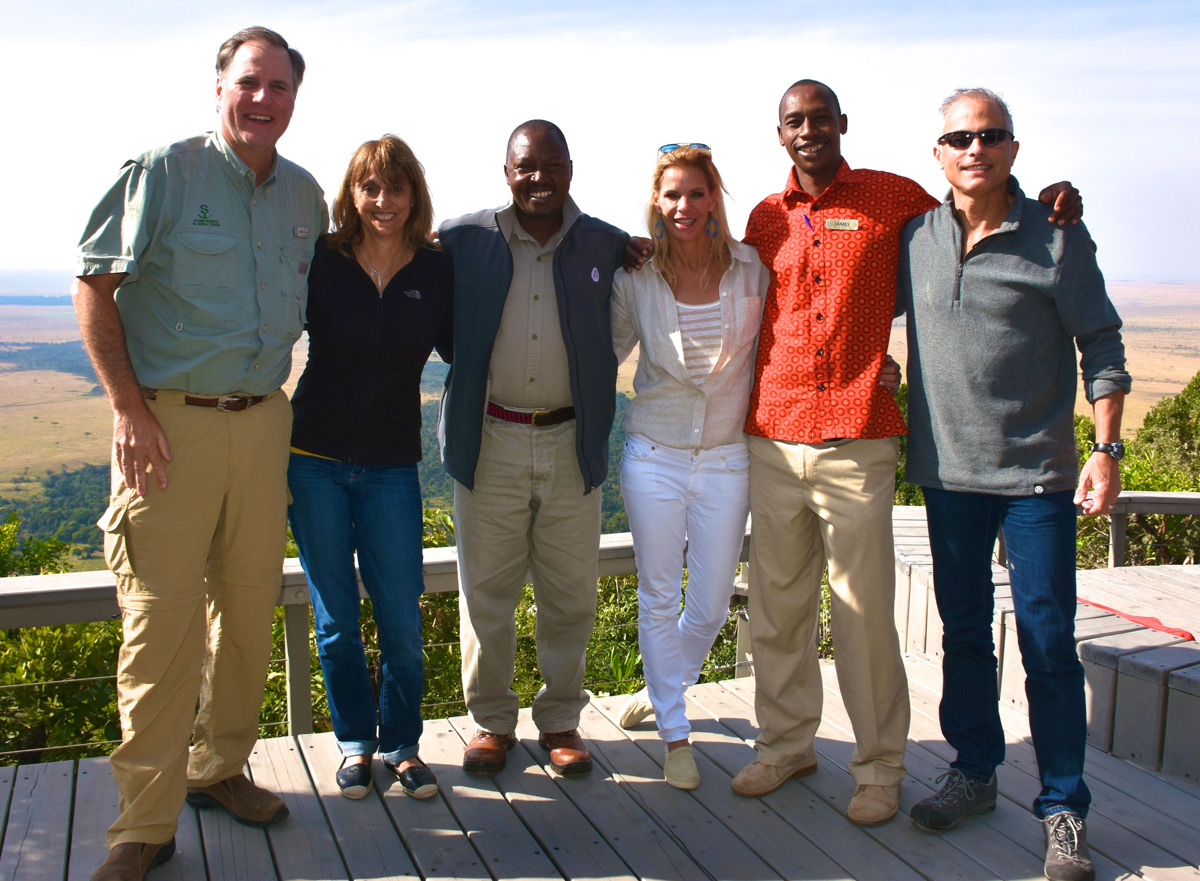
[655,218,665,240]
[705,216,719,238]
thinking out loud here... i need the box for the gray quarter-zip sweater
[900,178,1131,496]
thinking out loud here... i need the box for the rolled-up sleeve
[1056,227,1132,403]
[76,159,156,284]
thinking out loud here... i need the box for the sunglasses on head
[937,128,1014,150]
[659,142,712,155]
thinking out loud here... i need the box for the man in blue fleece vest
[439,120,628,777]
[900,88,1130,881]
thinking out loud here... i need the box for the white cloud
[2,1,1197,281]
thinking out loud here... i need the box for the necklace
[357,245,406,292]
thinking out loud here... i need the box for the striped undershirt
[676,300,722,384]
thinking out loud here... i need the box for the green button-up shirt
[76,130,327,396]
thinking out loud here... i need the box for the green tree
[0,511,70,577]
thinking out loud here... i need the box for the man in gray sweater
[899,88,1130,881]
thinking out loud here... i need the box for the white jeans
[620,433,750,742]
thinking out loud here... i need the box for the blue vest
[439,207,628,492]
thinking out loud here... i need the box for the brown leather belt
[141,387,270,412]
[486,401,575,427]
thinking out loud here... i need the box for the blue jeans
[287,454,425,763]
[923,487,1090,818]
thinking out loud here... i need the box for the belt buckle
[216,395,247,412]
[529,408,553,427]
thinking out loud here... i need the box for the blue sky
[3,0,1198,283]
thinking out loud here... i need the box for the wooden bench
[892,505,1200,784]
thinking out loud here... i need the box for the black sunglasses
[659,142,711,155]
[937,129,1014,150]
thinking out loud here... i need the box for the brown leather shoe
[463,729,516,775]
[538,729,593,776]
[186,773,289,827]
[89,837,175,880]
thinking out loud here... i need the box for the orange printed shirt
[744,160,937,443]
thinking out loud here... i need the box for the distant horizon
[1,269,1198,297]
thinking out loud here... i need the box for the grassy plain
[1,280,1197,496]
[886,281,1200,437]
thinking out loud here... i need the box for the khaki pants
[746,435,909,786]
[99,390,291,847]
[454,417,601,734]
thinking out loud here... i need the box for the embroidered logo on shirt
[591,267,600,283]
[293,226,310,238]
[192,205,221,227]
[404,289,421,299]
[825,218,859,230]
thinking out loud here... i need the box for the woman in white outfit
[612,144,768,788]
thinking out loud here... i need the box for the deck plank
[415,720,555,881]
[498,713,639,881]
[296,732,419,880]
[717,677,1031,881]
[594,692,858,881]
[547,707,784,881]
[251,736,347,881]
[693,682,930,881]
[375,720,490,880]
[66,756,207,881]
[5,663,1200,880]
[904,652,1200,881]
[515,707,707,881]
[0,760,72,881]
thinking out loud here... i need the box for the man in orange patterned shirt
[732,79,1078,826]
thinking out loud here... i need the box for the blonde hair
[644,146,734,290]
[326,134,436,258]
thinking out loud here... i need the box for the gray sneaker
[910,768,998,831]
[1042,811,1096,881]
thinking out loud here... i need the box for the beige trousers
[746,435,909,785]
[99,390,291,847]
[454,417,601,734]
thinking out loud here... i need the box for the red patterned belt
[486,401,575,427]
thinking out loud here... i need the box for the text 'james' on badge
[825,218,859,230]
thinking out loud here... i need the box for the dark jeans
[288,453,425,763]
[923,486,1090,818]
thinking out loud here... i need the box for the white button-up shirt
[612,240,768,449]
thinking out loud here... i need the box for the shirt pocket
[174,231,241,332]
[276,245,314,342]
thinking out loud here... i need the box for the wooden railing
[1107,491,1200,567]
[0,530,753,739]
[4,490,1196,743]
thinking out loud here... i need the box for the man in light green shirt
[72,26,326,881]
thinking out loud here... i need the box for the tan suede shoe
[89,836,175,881]
[848,782,902,826]
[730,757,817,798]
[663,745,700,790]
[186,773,289,827]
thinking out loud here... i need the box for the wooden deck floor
[4,654,1199,881]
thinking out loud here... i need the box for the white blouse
[611,241,768,449]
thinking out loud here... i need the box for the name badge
[825,218,859,230]
[293,226,311,238]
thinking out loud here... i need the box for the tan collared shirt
[486,199,581,410]
[77,130,327,396]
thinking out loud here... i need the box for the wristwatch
[1091,442,1125,461]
